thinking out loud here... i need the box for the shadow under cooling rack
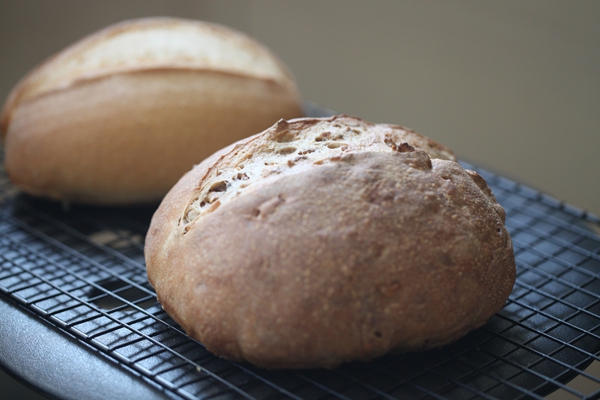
[1,150,600,399]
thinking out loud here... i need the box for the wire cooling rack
[1,140,600,399]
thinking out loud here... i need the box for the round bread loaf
[145,115,516,369]
[0,17,303,204]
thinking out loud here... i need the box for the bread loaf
[145,115,516,369]
[0,17,303,204]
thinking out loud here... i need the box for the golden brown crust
[145,116,516,369]
[1,17,303,204]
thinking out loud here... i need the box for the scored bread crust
[145,115,516,369]
[1,17,303,204]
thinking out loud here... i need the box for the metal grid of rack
[1,150,600,399]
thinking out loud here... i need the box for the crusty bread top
[181,115,456,228]
[144,115,515,368]
[0,17,298,135]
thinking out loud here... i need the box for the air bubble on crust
[204,192,219,204]
[384,135,416,153]
[273,130,296,143]
[396,142,416,153]
[186,207,200,221]
[315,132,331,142]
[327,142,348,149]
[271,119,296,143]
[384,135,395,148]
[233,172,249,181]
[183,181,229,223]
[278,146,297,155]
[208,181,228,192]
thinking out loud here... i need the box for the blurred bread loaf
[0,17,303,204]
[145,115,516,369]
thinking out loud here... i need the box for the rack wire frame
[1,155,600,399]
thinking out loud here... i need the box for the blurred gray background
[0,1,598,399]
